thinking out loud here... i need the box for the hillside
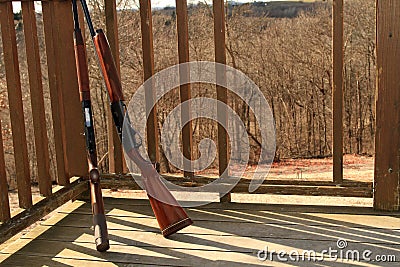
[157,1,326,18]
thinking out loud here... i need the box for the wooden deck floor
[0,197,399,266]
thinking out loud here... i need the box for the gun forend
[93,29,124,103]
[74,28,91,102]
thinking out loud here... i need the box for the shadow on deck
[0,198,399,266]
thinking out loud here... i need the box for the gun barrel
[80,0,96,37]
[89,169,109,251]
[72,0,109,252]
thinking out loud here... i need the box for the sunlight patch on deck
[53,248,117,266]
[73,233,178,260]
[232,193,373,207]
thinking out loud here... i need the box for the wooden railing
[0,0,89,242]
[0,0,398,246]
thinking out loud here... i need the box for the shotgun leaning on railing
[72,0,109,252]
[73,0,193,249]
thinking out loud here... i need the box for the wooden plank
[100,173,373,188]
[102,197,397,215]
[374,0,400,211]
[0,178,88,245]
[30,221,400,246]
[213,0,230,203]
[52,1,87,178]
[0,249,262,267]
[0,120,10,222]
[21,1,52,197]
[0,200,83,252]
[42,1,68,185]
[105,0,124,174]
[0,2,32,209]
[1,241,397,267]
[139,0,159,165]
[176,0,194,178]
[55,208,400,230]
[332,0,344,184]
[99,177,372,197]
[46,210,400,243]
[37,198,400,227]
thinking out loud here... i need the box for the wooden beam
[0,120,11,222]
[176,0,194,178]
[100,176,372,198]
[0,178,88,245]
[22,1,52,197]
[140,0,160,165]
[374,0,400,211]
[105,0,124,174]
[332,0,344,184]
[42,1,68,185]
[0,2,32,209]
[101,173,373,188]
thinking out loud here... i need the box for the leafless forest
[0,0,375,187]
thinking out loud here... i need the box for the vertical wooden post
[53,1,87,179]
[332,0,344,184]
[0,120,11,222]
[213,0,230,202]
[374,0,400,211]
[139,0,159,165]
[176,0,194,178]
[22,2,52,196]
[105,0,124,174]
[0,2,32,208]
[42,1,68,185]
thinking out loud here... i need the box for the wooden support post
[213,0,230,202]
[21,2,52,197]
[140,0,160,165]
[176,0,194,178]
[105,0,124,174]
[42,1,68,185]
[0,2,32,209]
[44,1,87,183]
[374,0,400,211]
[52,1,87,179]
[332,0,344,184]
[0,120,11,222]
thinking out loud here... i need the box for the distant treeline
[158,1,325,18]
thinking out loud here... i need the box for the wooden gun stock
[126,148,193,236]
[92,29,193,237]
[73,9,109,251]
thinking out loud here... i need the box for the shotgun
[72,0,109,252]
[79,0,193,237]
